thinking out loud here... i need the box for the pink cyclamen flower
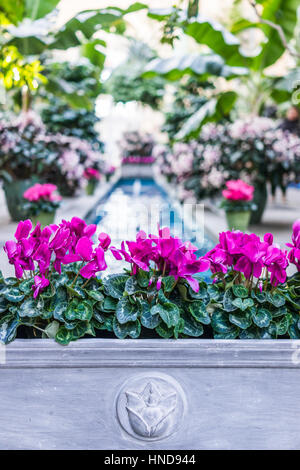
[84,168,101,180]
[14,219,32,241]
[23,184,61,202]
[32,275,49,299]
[80,246,107,279]
[264,245,288,286]
[222,180,254,201]
[3,240,23,278]
[98,232,111,251]
[286,219,300,271]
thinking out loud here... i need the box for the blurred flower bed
[0,111,114,198]
[155,117,300,206]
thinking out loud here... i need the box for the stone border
[2,339,300,369]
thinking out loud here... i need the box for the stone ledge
[2,338,300,369]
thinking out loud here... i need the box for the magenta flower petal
[14,219,32,241]
[76,237,93,261]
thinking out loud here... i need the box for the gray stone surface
[1,338,300,450]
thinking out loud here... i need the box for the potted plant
[119,131,156,178]
[170,119,300,223]
[221,180,256,231]
[22,183,62,228]
[0,113,47,221]
[0,218,299,449]
[84,168,101,196]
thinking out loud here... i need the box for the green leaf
[267,292,285,308]
[206,284,221,301]
[211,309,236,333]
[252,0,299,71]
[239,327,260,339]
[116,297,138,324]
[52,301,68,322]
[113,317,141,339]
[125,276,147,295]
[184,17,251,67]
[65,300,93,321]
[86,290,104,302]
[102,296,118,312]
[71,322,90,340]
[19,279,34,294]
[55,327,73,345]
[174,318,185,339]
[0,315,20,344]
[223,289,238,312]
[271,305,287,318]
[103,274,129,299]
[44,320,60,339]
[215,329,239,339]
[66,284,85,299]
[19,298,40,317]
[136,269,149,288]
[288,324,300,339]
[41,282,56,299]
[4,277,18,286]
[188,283,208,300]
[151,302,180,328]
[251,290,267,303]
[92,314,113,332]
[25,0,60,20]
[276,314,292,336]
[155,323,174,338]
[232,285,249,299]
[3,288,24,303]
[181,312,203,337]
[82,40,106,68]
[162,276,176,293]
[252,307,272,328]
[189,301,210,324]
[140,300,160,329]
[229,312,252,329]
[232,297,254,311]
[0,297,8,314]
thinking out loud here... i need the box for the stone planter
[1,338,300,450]
[31,211,55,228]
[225,210,251,231]
[3,178,37,221]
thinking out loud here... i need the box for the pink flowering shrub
[221,180,256,214]
[222,180,254,202]
[287,219,300,272]
[84,168,101,181]
[22,184,62,217]
[205,230,288,287]
[0,113,112,197]
[0,219,299,344]
[110,226,210,292]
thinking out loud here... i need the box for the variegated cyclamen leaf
[113,317,141,339]
[3,288,24,303]
[189,301,210,324]
[19,298,40,317]
[140,300,160,329]
[103,274,129,299]
[151,302,180,328]
[116,297,138,324]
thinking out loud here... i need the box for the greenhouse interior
[0,0,299,452]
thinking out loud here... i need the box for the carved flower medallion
[116,373,186,441]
